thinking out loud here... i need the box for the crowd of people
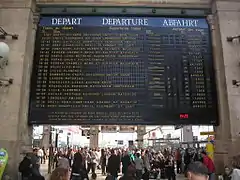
[18,146,222,180]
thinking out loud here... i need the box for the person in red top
[201,151,215,180]
[175,148,182,174]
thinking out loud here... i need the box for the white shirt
[134,157,144,170]
[231,168,240,180]
[96,151,101,161]
[91,152,98,164]
[37,149,43,157]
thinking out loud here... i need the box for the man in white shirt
[37,148,44,164]
[96,149,101,169]
[134,152,144,180]
[231,168,240,180]
[87,150,97,174]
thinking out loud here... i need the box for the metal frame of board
[36,6,211,17]
[30,8,219,125]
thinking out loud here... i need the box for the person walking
[57,152,70,170]
[107,149,119,180]
[143,150,150,180]
[37,148,44,164]
[121,150,132,176]
[175,148,182,174]
[165,155,176,180]
[100,149,107,175]
[134,152,144,180]
[201,151,215,180]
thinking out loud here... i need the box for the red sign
[152,132,156,138]
[180,114,189,119]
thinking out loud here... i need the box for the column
[89,126,99,149]
[211,0,240,173]
[41,125,51,149]
[0,0,36,178]
[136,126,146,148]
[182,126,193,146]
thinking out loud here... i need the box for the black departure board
[29,16,218,125]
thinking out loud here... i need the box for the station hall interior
[1,0,240,179]
[34,125,215,149]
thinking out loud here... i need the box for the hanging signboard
[100,126,117,133]
[29,16,218,126]
[200,131,215,136]
[119,126,136,133]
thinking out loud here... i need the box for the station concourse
[1,0,240,178]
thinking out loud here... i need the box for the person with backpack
[165,155,176,180]
[71,150,89,180]
[121,150,132,176]
[19,153,33,180]
[31,148,45,180]
[106,149,119,180]
[201,151,215,180]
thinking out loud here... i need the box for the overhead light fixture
[0,42,13,86]
[0,27,18,40]
[232,80,240,87]
[0,42,9,69]
[0,78,13,86]
[226,35,240,42]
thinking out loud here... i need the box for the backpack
[19,158,31,173]
[128,163,136,174]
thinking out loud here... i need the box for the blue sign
[39,16,209,28]
[0,152,5,157]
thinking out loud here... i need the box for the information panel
[29,16,218,125]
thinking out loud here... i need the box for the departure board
[29,16,218,125]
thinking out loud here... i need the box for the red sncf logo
[180,114,189,119]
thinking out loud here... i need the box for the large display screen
[29,16,218,125]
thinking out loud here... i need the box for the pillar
[182,126,193,146]
[41,125,51,149]
[211,0,240,173]
[136,126,146,149]
[89,126,99,149]
[0,0,36,178]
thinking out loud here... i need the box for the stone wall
[0,0,36,178]
[211,1,240,172]
[1,0,240,177]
